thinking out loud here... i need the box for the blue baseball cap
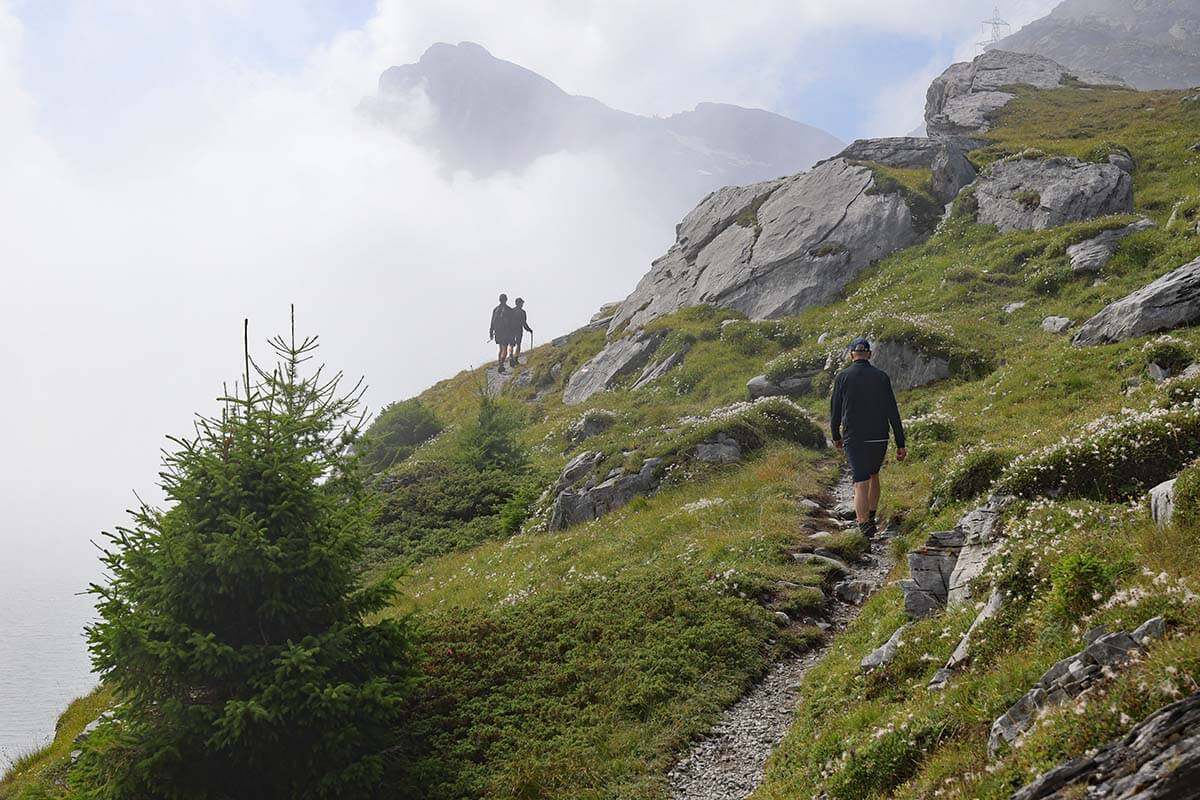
[849,336,871,352]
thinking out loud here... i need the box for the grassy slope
[0,690,109,800]
[8,86,1200,799]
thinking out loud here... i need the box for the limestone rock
[792,553,850,574]
[606,158,924,334]
[832,136,980,201]
[632,346,689,391]
[1107,151,1136,174]
[1042,316,1072,333]
[989,623,1166,756]
[563,331,665,405]
[925,51,1076,138]
[566,410,616,446]
[862,624,909,672]
[694,431,742,464]
[869,340,952,391]
[1147,362,1171,383]
[930,589,1004,690]
[1074,256,1200,346]
[972,156,1133,233]
[1150,479,1177,530]
[549,457,663,530]
[947,496,1014,608]
[1011,690,1200,800]
[1067,218,1156,274]
[834,579,873,606]
[747,372,819,400]
[1004,301,1027,314]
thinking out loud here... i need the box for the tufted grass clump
[1143,337,1193,373]
[932,447,1017,505]
[1171,458,1200,528]
[765,348,833,384]
[906,413,955,444]
[1155,374,1200,408]
[996,406,1200,501]
[1048,551,1129,622]
[720,319,773,355]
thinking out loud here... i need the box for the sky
[0,0,1064,601]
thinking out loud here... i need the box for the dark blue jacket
[830,360,906,447]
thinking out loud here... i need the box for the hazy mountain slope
[997,0,1200,89]
[360,42,843,208]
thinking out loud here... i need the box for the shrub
[996,406,1200,501]
[765,348,831,384]
[1144,337,1193,373]
[720,320,772,356]
[452,392,528,473]
[1171,458,1200,528]
[1155,374,1200,408]
[358,398,442,473]
[1026,261,1071,295]
[906,413,955,444]
[1015,190,1042,209]
[933,447,1017,504]
[1048,552,1123,621]
[77,327,419,800]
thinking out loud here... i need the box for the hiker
[488,293,513,373]
[507,298,534,367]
[830,337,907,537]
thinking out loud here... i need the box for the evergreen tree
[452,388,527,473]
[76,317,420,799]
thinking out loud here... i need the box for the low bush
[1171,458,1200,528]
[765,348,832,384]
[996,406,1200,501]
[1155,374,1200,408]
[1144,337,1193,373]
[358,398,442,473]
[1048,552,1126,622]
[720,320,773,355]
[932,447,1017,504]
[906,413,955,444]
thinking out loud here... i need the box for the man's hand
[833,439,844,450]
[896,447,908,462]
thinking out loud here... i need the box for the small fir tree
[76,316,419,799]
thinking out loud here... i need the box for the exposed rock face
[929,589,1004,690]
[1067,218,1156,274]
[972,156,1133,232]
[694,432,742,464]
[606,158,924,335]
[550,457,663,530]
[996,0,1200,91]
[1150,478,1176,527]
[631,346,689,391]
[746,373,817,400]
[900,496,1013,618]
[989,618,1167,756]
[1012,690,1200,800]
[1074,256,1200,346]
[925,50,1096,138]
[566,410,616,446]
[870,341,952,392]
[563,331,664,405]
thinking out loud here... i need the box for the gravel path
[666,470,896,800]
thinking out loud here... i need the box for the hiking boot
[498,364,506,374]
[857,520,877,539]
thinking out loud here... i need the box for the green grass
[0,688,109,800]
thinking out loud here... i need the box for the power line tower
[979,6,1011,50]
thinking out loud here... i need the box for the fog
[0,0,1060,761]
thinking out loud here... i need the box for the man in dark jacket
[830,337,907,536]
[489,294,513,373]
[507,298,534,367]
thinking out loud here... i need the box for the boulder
[1042,316,1072,333]
[606,158,925,334]
[1067,218,1156,275]
[694,431,742,464]
[869,340,952,391]
[925,51,1076,138]
[1107,151,1136,174]
[861,624,909,672]
[746,372,819,400]
[563,331,665,405]
[792,553,850,574]
[1147,362,1171,383]
[904,529,965,618]
[1149,479,1176,527]
[834,579,873,606]
[1004,302,1027,314]
[972,156,1133,233]
[989,622,1166,756]
[1074,256,1200,346]
[1011,690,1200,800]
[566,410,616,446]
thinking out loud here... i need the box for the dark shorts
[846,441,888,483]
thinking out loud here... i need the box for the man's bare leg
[868,474,882,521]
[854,480,871,523]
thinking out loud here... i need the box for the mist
[0,0,1062,762]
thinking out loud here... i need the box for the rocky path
[666,470,896,800]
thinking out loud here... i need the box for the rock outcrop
[1042,316,1072,334]
[989,618,1167,756]
[563,331,664,405]
[869,340,952,392]
[925,50,1108,138]
[861,624,910,672]
[929,589,1004,690]
[1011,689,1200,800]
[605,158,925,335]
[972,156,1133,232]
[1074,256,1200,346]
[746,373,817,400]
[1150,478,1176,526]
[550,456,663,530]
[1067,218,1156,274]
[832,136,979,201]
